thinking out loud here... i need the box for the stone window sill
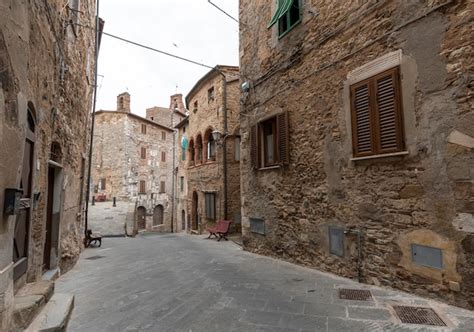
[350,151,409,162]
[258,165,281,171]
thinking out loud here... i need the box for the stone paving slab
[88,201,133,236]
[56,234,474,331]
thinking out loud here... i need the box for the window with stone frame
[193,101,198,113]
[180,176,184,192]
[206,131,216,161]
[99,178,106,190]
[161,151,166,162]
[268,0,301,37]
[189,139,195,165]
[250,112,289,169]
[139,180,146,194]
[208,86,215,102]
[205,192,216,220]
[160,181,166,193]
[350,67,404,158]
[141,124,147,134]
[140,147,146,159]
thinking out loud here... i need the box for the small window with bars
[350,67,405,158]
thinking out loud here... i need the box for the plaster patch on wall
[396,229,461,282]
[447,130,474,149]
[453,213,474,233]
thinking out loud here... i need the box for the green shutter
[268,0,293,28]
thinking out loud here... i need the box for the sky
[96,0,239,117]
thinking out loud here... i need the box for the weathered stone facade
[0,0,97,329]
[91,93,179,232]
[184,66,241,233]
[239,0,473,309]
[175,117,189,233]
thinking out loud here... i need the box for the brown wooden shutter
[139,180,145,193]
[374,68,403,154]
[160,181,165,193]
[351,81,375,157]
[250,125,258,169]
[161,151,166,162]
[277,112,289,165]
[141,147,146,159]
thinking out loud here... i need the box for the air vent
[393,306,446,326]
[338,289,372,301]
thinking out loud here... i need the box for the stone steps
[26,293,74,332]
[12,281,54,331]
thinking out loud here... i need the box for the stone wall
[0,0,96,329]
[185,67,241,232]
[239,0,473,309]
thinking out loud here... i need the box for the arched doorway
[153,205,164,226]
[181,210,186,231]
[192,191,198,230]
[137,206,146,230]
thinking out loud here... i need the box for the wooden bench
[207,220,232,241]
[84,230,102,248]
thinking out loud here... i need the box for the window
[251,112,289,169]
[139,180,146,194]
[162,131,166,140]
[180,176,184,192]
[189,140,195,165]
[207,131,216,161]
[205,193,216,220]
[141,124,146,134]
[99,178,106,190]
[193,101,198,113]
[151,116,154,120]
[161,151,166,162]
[208,86,215,102]
[196,135,203,164]
[350,67,404,158]
[160,181,165,193]
[235,136,241,161]
[140,147,146,159]
[268,0,300,37]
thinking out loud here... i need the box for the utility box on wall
[4,188,22,216]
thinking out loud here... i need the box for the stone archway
[153,205,164,226]
[137,206,146,230]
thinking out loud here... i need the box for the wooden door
[13,110,35,280]
[153,205,163,226]
[192,192,198,230]
[137,206,146,229]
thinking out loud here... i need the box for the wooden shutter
[351,81,375,157]
[139,180,145,193]
[160,181,165,193]
[141,147,146,159]
[250,125,258,169]
[374,68,403,153]
[277,112,289,165]
[161,151,166,162]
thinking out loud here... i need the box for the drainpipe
[84,0,100,237]
[344,228,363,282]
[222,73,228,220]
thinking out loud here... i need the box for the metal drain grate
[85,255,105,260]
[338,289,373,301]
[393,306,446,326]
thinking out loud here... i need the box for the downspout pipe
[85,0,100,237]
[222,72,228,220]
[171,110,176,233]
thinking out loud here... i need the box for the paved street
[56,234,474,332]
[88,201,133,236]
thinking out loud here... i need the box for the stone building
[91,92,180,232]
[0,0,98,329]
[184,65,241,234]
[239,0,473,309]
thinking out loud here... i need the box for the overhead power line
[207,0,239,23]
[102,31,215,70]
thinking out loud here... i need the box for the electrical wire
[102,32,215,70]
[207,0,238,23]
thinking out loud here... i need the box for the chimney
[169,94,185,114]
[117,92,131,112]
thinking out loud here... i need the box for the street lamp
[212,129,221,142]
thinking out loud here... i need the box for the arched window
[196,134,203,164]
[206,129,216,161]
[188,139,195,165]
[50,141,62,163]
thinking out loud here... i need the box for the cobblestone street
[56,234,474,331]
